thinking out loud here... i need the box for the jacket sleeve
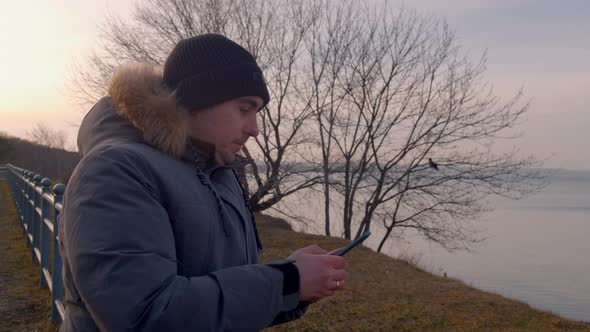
[269,302,310,326]
[61,146,300,331]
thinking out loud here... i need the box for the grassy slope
[257,214,590,332]
[0,181,588,331]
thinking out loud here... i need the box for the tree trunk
[323,170,331,236]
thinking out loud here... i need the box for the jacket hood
[77,64,187,158]
[76,97,142,157]
[115,64,188,158]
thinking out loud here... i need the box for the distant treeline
[0,133,80,184]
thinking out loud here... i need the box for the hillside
[0,133,80,183]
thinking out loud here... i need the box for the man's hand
[289,245,347,302]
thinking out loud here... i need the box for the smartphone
[335,231,371,256]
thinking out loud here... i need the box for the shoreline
[256,213,590,331]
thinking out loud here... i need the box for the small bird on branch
[428,158,439,171]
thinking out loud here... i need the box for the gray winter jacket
[58,64,306,331]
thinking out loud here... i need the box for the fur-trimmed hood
[107,64,189,159]
[77,64,189,159]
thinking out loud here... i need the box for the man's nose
[244,113,259,138]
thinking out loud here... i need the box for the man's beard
[189,137,238,165]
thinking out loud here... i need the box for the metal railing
[0,164,65,321]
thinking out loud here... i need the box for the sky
[0,0,588,169]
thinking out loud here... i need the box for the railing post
[39,178,51,288]
[51,183,66,321]
[24,171,33,246]
[32,174,42,264]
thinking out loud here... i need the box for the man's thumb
[302,245,328,255]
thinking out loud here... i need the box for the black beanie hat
[163,34,270,111]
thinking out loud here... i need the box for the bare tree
[25,123,72,182]
[296,0,359,236]
[233,0,332,211]
[307,3,545,250]
[26,123,68,150]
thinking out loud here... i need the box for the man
[58,34,346,331]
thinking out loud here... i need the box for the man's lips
[232,142,245,150]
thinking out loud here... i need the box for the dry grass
[257,214,590,332]
[1,181,588,331]
[0,181,60,332]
